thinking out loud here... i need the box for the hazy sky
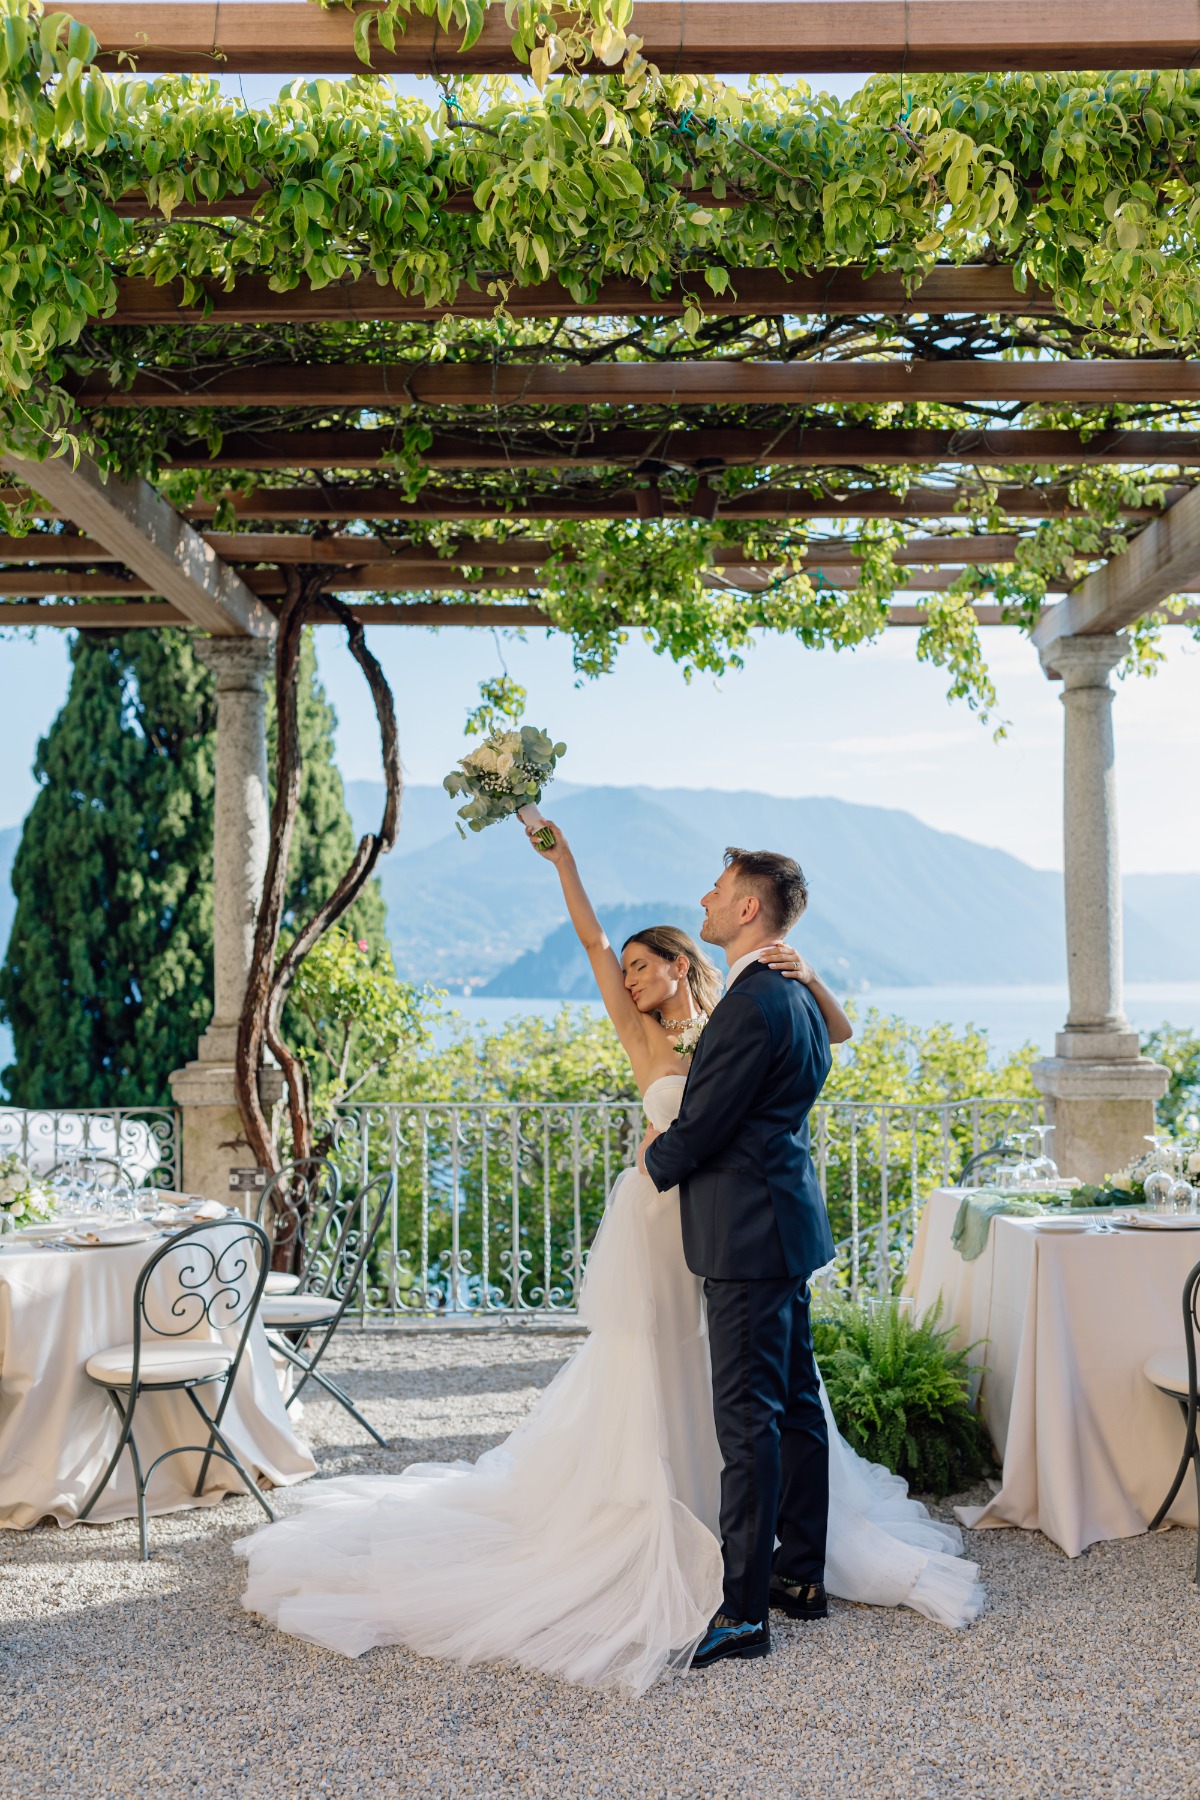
[3,624,1194,873]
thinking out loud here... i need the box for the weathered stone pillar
[169,637,281,1197]
[1031,634,1168,1182]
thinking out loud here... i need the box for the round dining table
[0,1217,316,1530]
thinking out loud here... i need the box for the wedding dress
[237,1075,982,1693]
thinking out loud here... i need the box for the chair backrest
[300,1172,394,1320]
[1180,1259,1200,1408]
[131,1218,270,1394]
[255,1157,341,1277]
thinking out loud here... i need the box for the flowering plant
[444,725,567,846]
[0,1153,55,1224]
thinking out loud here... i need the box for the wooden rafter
[1,483,1171,524]
[1034,484,1200,651]
[77,361,1200,411]
[71,2,1200,76]
[3,597,1197,630]
[166,426,1200,471]
[171,484,1174,524]
[0,452,273,638]
[105,267,1057,326]
[0,532,1052,568]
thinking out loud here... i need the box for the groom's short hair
[724,847,808,934]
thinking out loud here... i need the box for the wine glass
[1168,1172,1195,1216]
[1028,1123,1059,1186]
[1012,1132,1039,1190]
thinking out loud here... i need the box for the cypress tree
[0,630,215,1106]
[1,626,387,1106]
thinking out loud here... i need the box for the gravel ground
[3,1330,1200,1800]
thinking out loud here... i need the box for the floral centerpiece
[0,1153,55,1229]
[444,725,567,848]
[1072,1142,1200,1208]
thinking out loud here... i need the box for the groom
[639,847,834,1668]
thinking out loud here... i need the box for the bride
[237,825,983,1693]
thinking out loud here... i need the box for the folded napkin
[186,1199,229,1221]
[70,1222,157,1246]
[951,1192,1055,1261]
[157,1197,228,1222]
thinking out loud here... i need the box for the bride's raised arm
[523,818,654,1074]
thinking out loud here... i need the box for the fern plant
[812,1298,992,1498]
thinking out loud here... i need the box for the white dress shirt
[722,948,767,995]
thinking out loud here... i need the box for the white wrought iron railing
[0,1106,180,1188]
[328,1095,1042,1323]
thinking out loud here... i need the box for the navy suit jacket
[643,961,834,1281]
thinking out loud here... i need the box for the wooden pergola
[3,0,1190,1188]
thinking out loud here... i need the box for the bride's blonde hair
[621,926,722,1017]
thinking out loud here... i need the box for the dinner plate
[62,1227,157,1248]
[1109,1213,1200,1231]
[1032,1218,1096,1234]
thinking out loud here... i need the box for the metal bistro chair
[79,1218,277,1559]
[258,1171,393,1448]
[1146,1257,1200,1581]
[254,1157,342,1299]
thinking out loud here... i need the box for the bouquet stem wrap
[517,803,556,851]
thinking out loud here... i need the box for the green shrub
[812,1297,993,1498]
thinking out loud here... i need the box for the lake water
[435,984,1200,1060]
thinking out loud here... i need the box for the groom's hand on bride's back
[637,1125,660,1174]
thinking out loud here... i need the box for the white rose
[1111,1173,1133,1193]
[1188,1152,1200,1176]
[495,752,514,776]
[473,746,499,774]
[500,731,523,754]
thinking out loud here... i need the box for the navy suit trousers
[703,1275,829,1625]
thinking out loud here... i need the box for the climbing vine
[0,0,1197,713]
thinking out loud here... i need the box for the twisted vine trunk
[234,570,402,1214]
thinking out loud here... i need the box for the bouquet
[0,1153,55,1228]
[444,726,567,848]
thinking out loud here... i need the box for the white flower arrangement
[444,726,567,846]
[0,1153,55,1224]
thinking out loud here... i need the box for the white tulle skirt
[237,1165,982,1693]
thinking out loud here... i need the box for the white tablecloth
[0,1224,316,1529]
[904,1188,1200,1557]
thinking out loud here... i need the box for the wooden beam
[71,3,1200,76]
[0,602,189,626]
[178,483,1172,524]
[105,266,1056,326]
[0,530,1044,569]
[188,531,1031,566]
[0,453,274,638]
[167,426,1200,472]
[1034,484,1200,651]
[109,186,741,220]
[0,571,160,596]
[78,360,1200,411]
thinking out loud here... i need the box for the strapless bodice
[642,1074,686,1131]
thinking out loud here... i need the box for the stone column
[169,637,282,1198]
[1031,634,1167,1182]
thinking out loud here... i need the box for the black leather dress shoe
[691,1613,770,1669]
[769,1575,829,1621]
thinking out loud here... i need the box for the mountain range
[342,782,1200,994]
[0,786,1191,1000]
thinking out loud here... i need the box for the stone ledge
[1031,1055,1170,1102]
[169,1059,284,1108]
